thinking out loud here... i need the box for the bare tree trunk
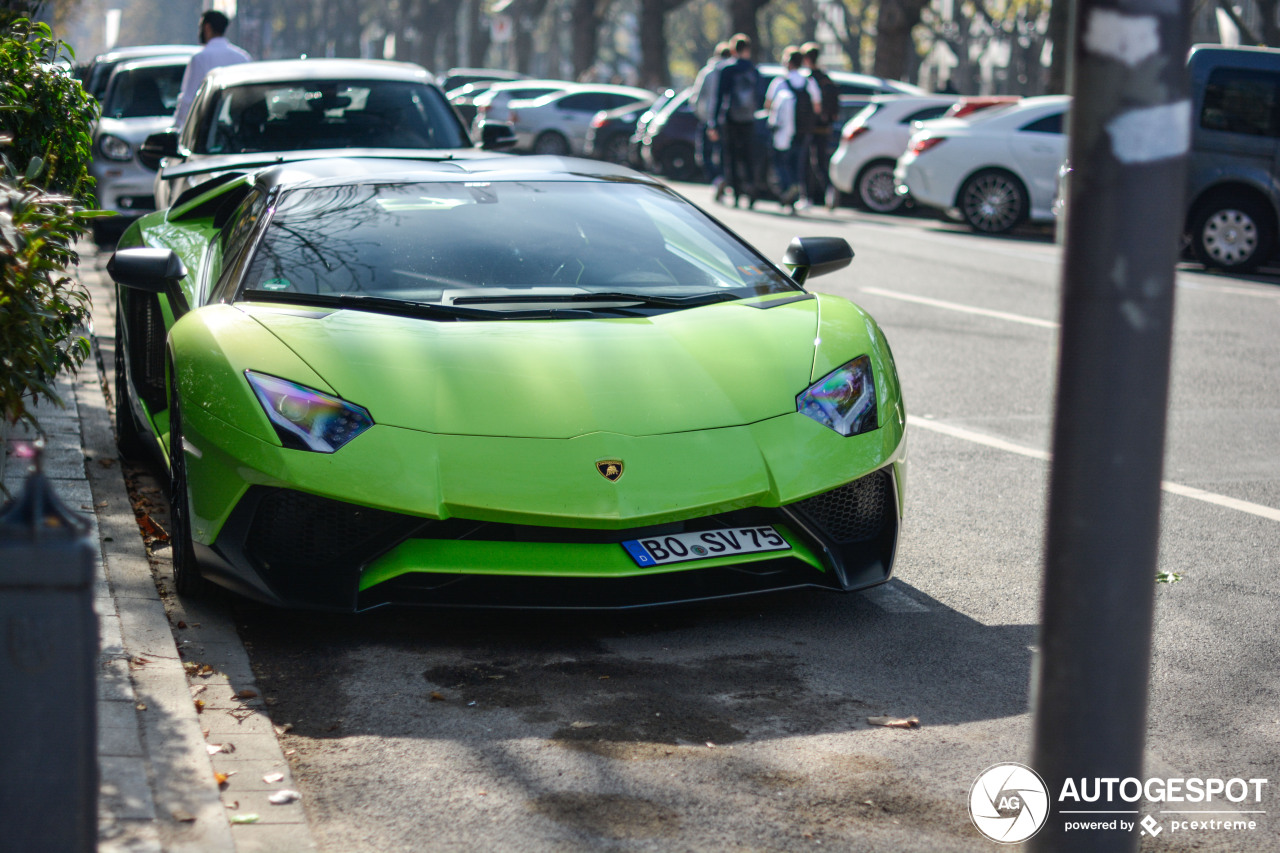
[872,0,927,80]
[468,0,493,67]
[727,0,763,47]
[638,0,670,88]
[1046,0,1070,93]
[571,0,605,79]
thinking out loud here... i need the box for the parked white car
[470,79,575,137]
[507,84,655,155]
[828,94,958,213]
[894,95,1071,233]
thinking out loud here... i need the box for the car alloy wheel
[856,161,904,214]
[168,366,209,597]
[533,131,570,156]
[959,169,1026,234]
[1192,200,1274,272]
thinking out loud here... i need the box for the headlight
[245,371,373,453]
[797,355,878,437]
[98,134,132,161]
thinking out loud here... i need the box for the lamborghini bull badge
[596,460,624,481]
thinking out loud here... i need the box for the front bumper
[196,466,901,610]
[181,404,906,611]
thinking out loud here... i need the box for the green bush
[0,18,99,433]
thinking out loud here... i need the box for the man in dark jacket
[803,42,841,208]
[708,34,760,207]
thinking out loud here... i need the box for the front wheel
[1190,198,1275,272]
[855,161,905,214]
[168,368,209,598]
[959,169,1027,234]
[533,131,570,156]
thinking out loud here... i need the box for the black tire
[958,169,1027,234]
[113,302,150,460]
[855,160,905,214]
[658,143,698,181]
[603,133,631,165]
[1190,197,1275,273]
[533,131,570,156]
[168,365,209,598]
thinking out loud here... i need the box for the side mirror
[782,236,854,286]
[107,247,190,317]
[477,121,518,151]
[138,129,180,171]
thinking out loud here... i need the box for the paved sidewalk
[2,245,316,852]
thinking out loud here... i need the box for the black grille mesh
[127,292,167,409]
[245,490,407,577]
[792,470,889,544]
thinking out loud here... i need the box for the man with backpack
[766,47,822,212]
[708,34,760,208]
[803,42,841,208]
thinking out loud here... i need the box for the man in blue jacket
[707,34,760,208]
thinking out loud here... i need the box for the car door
[553,92,617,146]
[1192,64,1280,206]
[1009,109,1067,216]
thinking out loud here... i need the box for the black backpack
[788,78,816,134]
[727,64,759,123]
[812,69,840,128]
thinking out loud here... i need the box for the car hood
[159,147,509,181]
[241,298,820,439]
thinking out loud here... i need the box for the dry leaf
[263,773,285,784]
[867,715,919,729]
[176,621,188,629]
[99,458,114,468]
[137,513,170,542]
[236,689,259,699]
[194,699,205,713]
[214,772,229,786]
[206,744,224,755]
[171,808,196,822]
[429,691,446,702]
[570,721,595,729]
[267,789,301,805]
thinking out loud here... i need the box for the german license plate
[621,526,791,567]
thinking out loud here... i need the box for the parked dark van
[1187,44,1280,271]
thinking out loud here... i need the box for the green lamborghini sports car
[108,156,907,610]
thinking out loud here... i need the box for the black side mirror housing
[782,236,854,286]
[477,121,518,151]
[107,247,190,317]
[138,129,180,171]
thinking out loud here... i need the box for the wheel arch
[1185,181,1278,235]
[952,165,1027,210]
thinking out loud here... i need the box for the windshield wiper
[240,290,593,320]
[452,290,745,307]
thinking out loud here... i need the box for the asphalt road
[108,184,1280,851]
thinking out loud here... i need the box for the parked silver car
[469,79,575,137]
[89,55,190,240]
[82,44,199,101]
[507,84,655,155]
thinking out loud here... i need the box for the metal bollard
[0,446,98,853]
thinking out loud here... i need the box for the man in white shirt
[766,48,820,212]
[174,10,251,127]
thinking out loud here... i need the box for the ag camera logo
[969,762,1050,843]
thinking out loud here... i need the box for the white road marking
[860,287,1059,329]
[908,416,1280,524]
[862,582,931,612]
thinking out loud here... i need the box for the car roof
[203,59,436,89]
[108,55,193,74]
[252,154,654,194]
[92,44,201,62]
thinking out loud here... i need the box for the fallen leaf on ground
[569,721,595,729]
[268,790,301,805]
[274,723,294,735]
[135,703,147,711]
[236,688,259,699]
[229,814,260,825]
[136,513,170,542]
[867,715,919,729]
[170,808,196,822]
[99,459,114,468]
[429,691,446,701]
[214,772,229,786]
[194,699,205,713]
[263,773,285,784]
[176,621,187,629]
[705,741,717,748]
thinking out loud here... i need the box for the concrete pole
[1030,0,1192,849]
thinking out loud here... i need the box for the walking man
[690,42,731,192]
[766,46,821,210]
[802,42,841,208]
[708,34,760,208]
[174,10,251,126]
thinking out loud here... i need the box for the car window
[1201,67,1280,136]
[102,64,186,119]
[902,105,950,124]
[196,80,467,153]
[559,92,613,112]
[211,188,270,302]
[238,181,797,304]
[838,83,878,96]
[1020,112,1064,134]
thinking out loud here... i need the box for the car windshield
[102,64,185,118]
[238,180,798,308]
[196,80,468,154]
